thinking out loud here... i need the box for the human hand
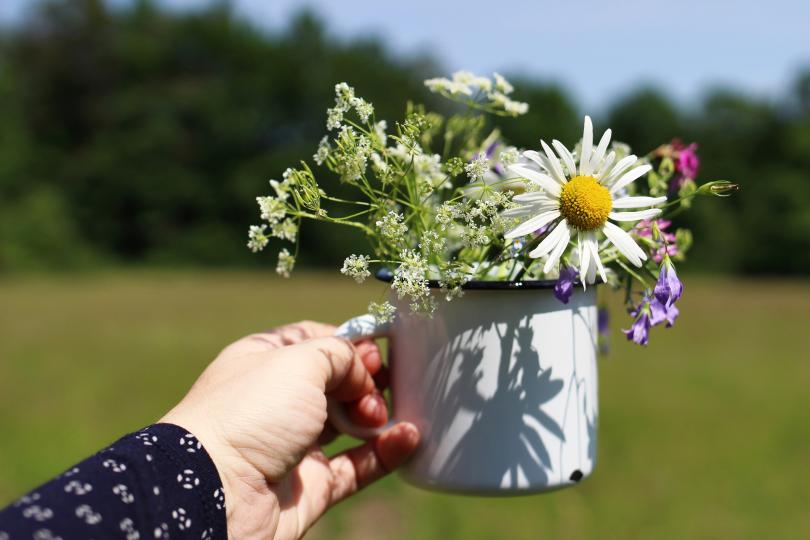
[161,321,420,539]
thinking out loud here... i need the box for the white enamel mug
[329,281,599,495]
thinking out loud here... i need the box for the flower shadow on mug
[418,314,580,491]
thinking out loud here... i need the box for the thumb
[287,336,376,402]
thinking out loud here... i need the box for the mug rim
[375,268,583,290]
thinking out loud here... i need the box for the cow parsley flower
[424,77,474,96]
[499,147,520,166]
[313,136,330,165]
[493,72,514,94]
[247,225,269,253]
[271,218,298,242]
[368,300,396,324]
[419,230,445,254]
[392,249,434,313]
[351,97,374,123]
[341,254,372,283]
[376,211,407,242]
[257,196,286,224]
[436,202,458,229]
[465,153,490,183]
[373,120,388,145]
[326,107,343,130]
[276,248,295,278]
[504,115,667,284]
[334,82,355,111]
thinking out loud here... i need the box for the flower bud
[696,180,739,197]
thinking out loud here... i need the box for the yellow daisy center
[559,175,612,231]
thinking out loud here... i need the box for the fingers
[290,337,375,401]
[269,320,337,345]
[355,339,382,375]
[327,422,420,504]
[220,320,338,357]
[347,393,388,427]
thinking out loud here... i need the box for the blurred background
[0,0,808,538]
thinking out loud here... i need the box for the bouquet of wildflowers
[248,71,736,345]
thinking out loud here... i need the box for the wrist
[159,410,279,539]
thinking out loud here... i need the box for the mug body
[387,286,599,495]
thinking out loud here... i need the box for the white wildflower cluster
[499,147,520,166]
[435,202,461,230]
[392,249,435,314]
[333,126,372,183]
[419,230,445,255]
[353,98,374,123]
[494,73,513,94]
[438,265,470,301]
[370,152,389,174]
[375,211,407,243]
[276,248,295,278]
[373,120,388,146]
[413,153,446,194]
[341,254,372,283]
[313,136,330,165]
[465,153,490,182]
[271,219,298,242]
[368,300,397,324]
[489,91,529,116]
[326,82,376,131]
[461,224,490,248]
[257,196,286,224]
[326,107,343,131]
[247,225,269,253]
[424,71,529,117]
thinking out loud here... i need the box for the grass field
[1,271,809,539]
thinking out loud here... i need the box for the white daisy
[504,116,666,284]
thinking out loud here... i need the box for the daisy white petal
[502,201,557,218]
[540,221,571,270]
[529,220,571,272]
[580,116,594,175]
[585,241,598,284]
[512,191,554,203]
[508,164,562,197]
[522,150,546,169]
[609,164,653,194]
[552,139,577,178]
[501,206,537,218]
[612,195,667,208]
[595,150,616,180]
[578,231,592,284]
[504,210,560,239]
[602,155,638,186]
[530,220,569,258]
[589,235,608,283]
[603,221,647,266]
[540,140,567,185]
[589,129,612,173]
[608,208,662,222]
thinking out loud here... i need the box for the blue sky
[3,0,809,111]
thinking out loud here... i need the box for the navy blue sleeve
[0,423,228,539]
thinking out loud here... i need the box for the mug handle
[327,314,395,439]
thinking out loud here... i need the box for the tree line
[1,0,808,275]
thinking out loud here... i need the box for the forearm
[0,424,227,539]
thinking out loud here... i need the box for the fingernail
[398,422,420,447]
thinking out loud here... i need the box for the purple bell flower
[649,297,679,328]
[623,311,651,346]
[554,265,578,304]
[654,261,683,307]
[597,306,610,355]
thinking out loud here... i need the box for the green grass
[1,271,809,539]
